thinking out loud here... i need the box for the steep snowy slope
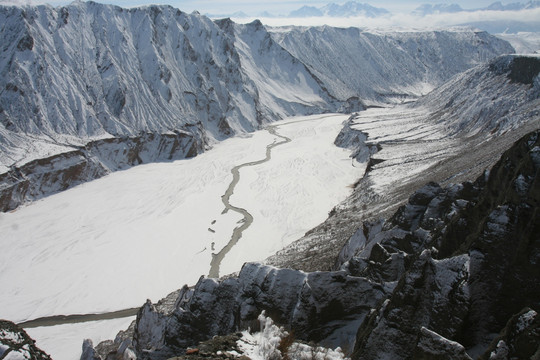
[413,54,540,136]
[271,27,514,103]
[267,54,540,272]
[0,2,335,171]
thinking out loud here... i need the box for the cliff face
[85,129,539,359]
[349,130,540,359]
[0,127,204,211]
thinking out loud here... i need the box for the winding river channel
[209,125,291,278]
[16,123,297,327]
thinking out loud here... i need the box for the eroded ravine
[209,125,291,278]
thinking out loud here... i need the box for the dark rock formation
[334,115,379,164]
[350,129,540,359]
[0,319,51,360]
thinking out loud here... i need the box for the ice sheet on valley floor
[0,114,365,325]
[26,317,135,360]
[0,129,274,322]
[220,114,367,275]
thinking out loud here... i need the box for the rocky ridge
[0,319,52,360]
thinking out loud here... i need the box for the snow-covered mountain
[288,6,324,18]
[412,3,464,15]
[289,1,389,18]
[485,0,540,10]
[413,0,540,15]
[271,27,513,103]
[0,2,338,210]
[0,2,514,211]
[0,2,334,166]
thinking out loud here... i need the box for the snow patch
[237,312,348,360]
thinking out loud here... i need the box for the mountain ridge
[0,1,514,211]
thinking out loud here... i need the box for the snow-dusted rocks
[0,320,51,360]
[484,308,540,359]
[334,115,379,164]
[349,130,540,359]
[91,263,386,359]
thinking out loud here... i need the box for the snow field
[25,317,136,360]
[0,130,276,323]
[348,107,453,194]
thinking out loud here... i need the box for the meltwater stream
[209,125,291,278]
[17,125,292,328]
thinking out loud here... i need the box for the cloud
[232,7,540,32]
[0,0,32,5]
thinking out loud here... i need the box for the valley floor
[0,113,365,360]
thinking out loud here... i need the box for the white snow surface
[0,114,363,329]
[25,317,135,360]
[496,32,540,54]
[238,312,348,360]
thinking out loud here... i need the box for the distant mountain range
[288,2,389,18]
[206,0,540,18]
[413,0,540,15]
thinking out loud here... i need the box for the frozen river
[0,114,366,359]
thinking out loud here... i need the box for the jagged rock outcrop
[334,115,380,164]
[87,129,539,360]
[0,127,205,212]
[0,319,52,360]
[481,308,540,360]
[348,129,540,359]
[89,263,386,359]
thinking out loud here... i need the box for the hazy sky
[21,0,531,15]
[2,0,539,31]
